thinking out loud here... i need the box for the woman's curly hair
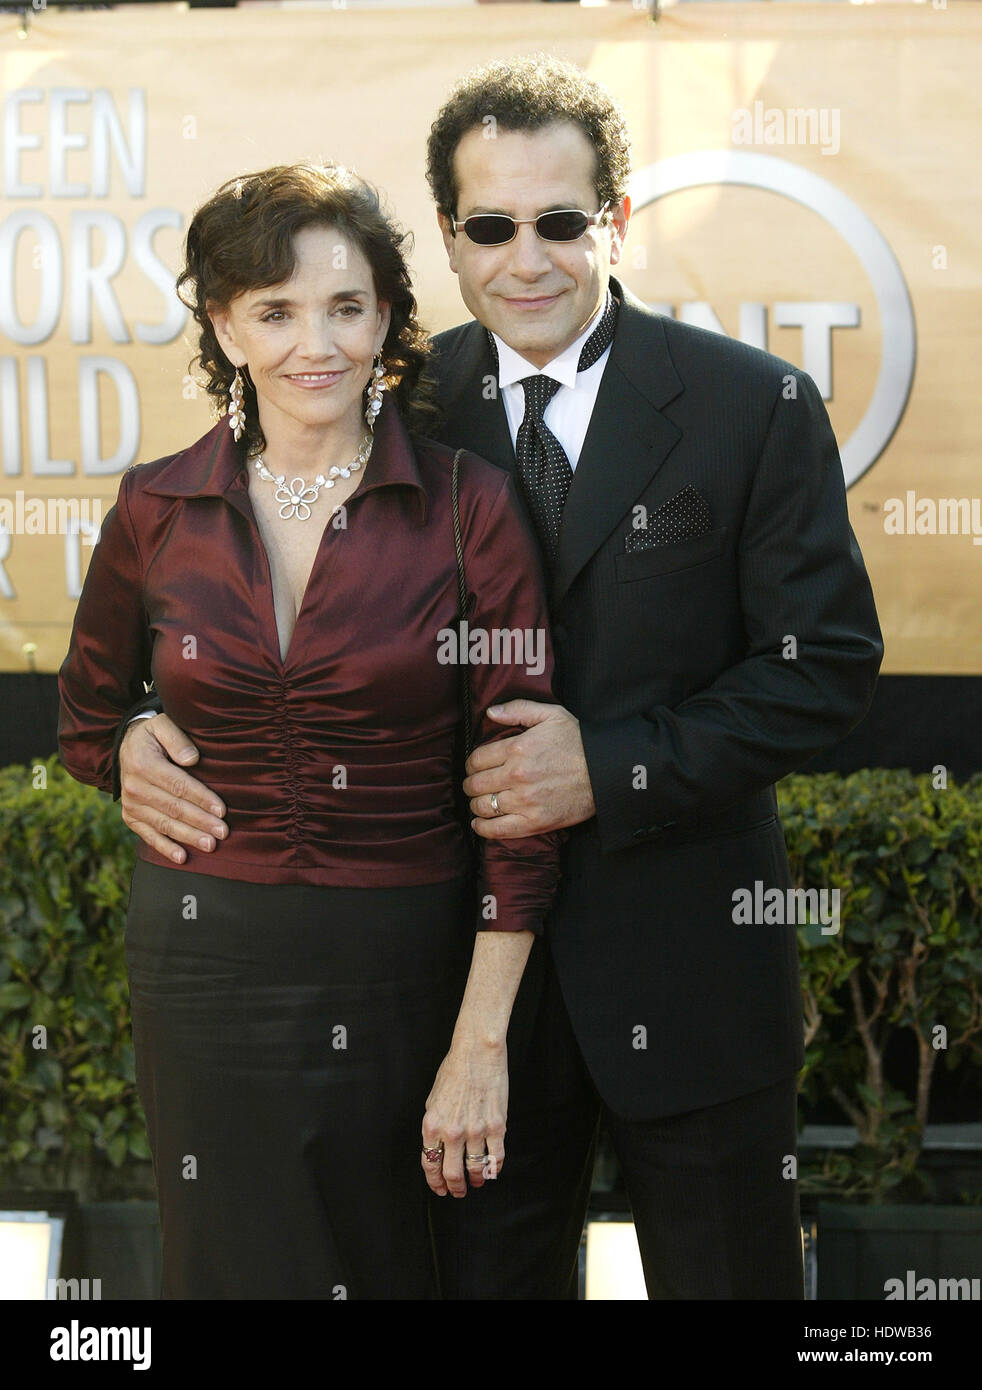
[177,162,441,454]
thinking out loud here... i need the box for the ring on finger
[489,792,501,816]
[422,1144,444,1163]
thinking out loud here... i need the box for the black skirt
[124,858,473,1299]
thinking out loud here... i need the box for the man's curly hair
[426,54,632,219]
[177,162,440,454]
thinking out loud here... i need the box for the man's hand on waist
[120,714,228,863]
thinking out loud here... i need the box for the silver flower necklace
[249,434,373,521]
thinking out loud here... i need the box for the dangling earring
[365,353,387,430]
[228,368,246,441]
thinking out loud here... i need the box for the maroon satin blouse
[57,394,564,934]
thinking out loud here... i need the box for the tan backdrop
[0,3,979,673]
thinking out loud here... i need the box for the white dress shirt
[491,297,613,472]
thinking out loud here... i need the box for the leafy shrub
[781,769,982,1201]
[2,758,979,1203]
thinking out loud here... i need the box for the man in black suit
[111,56,882,1298]
[419,55,882,1300]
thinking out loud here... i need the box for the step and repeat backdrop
[0,3,979,674]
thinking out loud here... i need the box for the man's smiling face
[438,121,629,370]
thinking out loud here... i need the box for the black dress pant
[430,941,804,1300]
[604,1075,804,1299]
[125,858,472,1299]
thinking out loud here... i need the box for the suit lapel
[552,279,685,606]
[432,320,516,475]
[433,281,687,608]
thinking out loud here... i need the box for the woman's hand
[421,1040,508,1198]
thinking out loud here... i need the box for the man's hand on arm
[463,699,596,840]
[119,715,228,863]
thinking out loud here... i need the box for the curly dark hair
[426,54,632,220]
[176,162,440,454]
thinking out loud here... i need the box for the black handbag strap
[451,448,473,759]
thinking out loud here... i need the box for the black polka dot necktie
[490,290,618,571]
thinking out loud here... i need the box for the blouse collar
[140,392,429,524]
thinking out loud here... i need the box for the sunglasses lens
[536,210,590,242]
[463,215,516,246]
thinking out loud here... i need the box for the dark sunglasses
[450,201,611,247]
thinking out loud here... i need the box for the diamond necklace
[249,434,373,521]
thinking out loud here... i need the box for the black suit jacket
[111,275,883,1122]
[427,275,883,1120]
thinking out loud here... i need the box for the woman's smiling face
[209,224,391,441]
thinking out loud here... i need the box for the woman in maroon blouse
[57,164,563,1299]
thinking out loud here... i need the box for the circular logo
[629,152,916,487]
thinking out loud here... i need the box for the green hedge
[779,767,982,1202]
[0,757,147,1200]
[1,757,980,1202]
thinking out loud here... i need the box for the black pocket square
[624,485,714,551]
